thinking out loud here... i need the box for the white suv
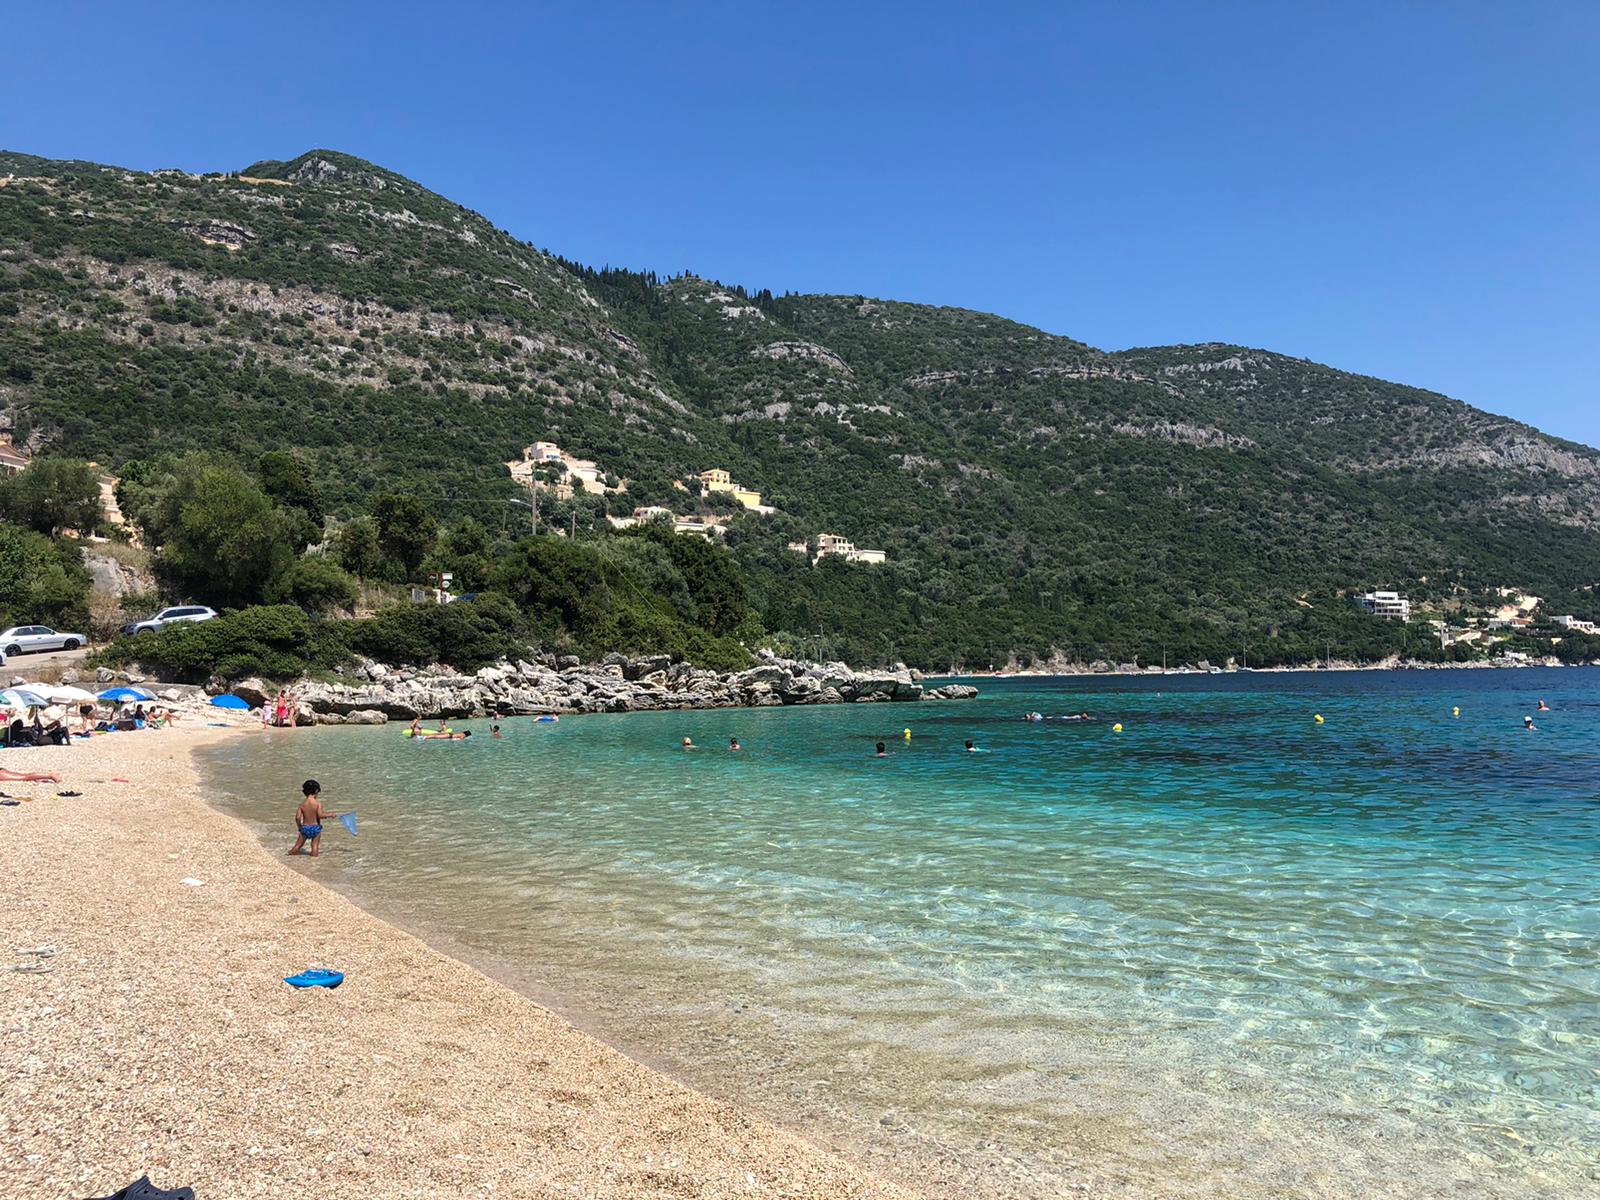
[122,605,219,636]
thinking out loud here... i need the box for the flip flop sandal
[15,945,58,958]
[4,963,52,974]
[0,800,18,807]
[57,791,83,797]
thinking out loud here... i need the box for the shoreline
[1,724,913,1199]
[954,658,1592,679]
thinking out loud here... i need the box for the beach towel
[90,1176,195,1200]
[338,811,358,836]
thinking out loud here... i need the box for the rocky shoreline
[226,651,978,724]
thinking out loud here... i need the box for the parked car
[0,625,87,656]
[121,605,219,636]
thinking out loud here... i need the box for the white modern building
[1555,614,1599,635]
[1357,590,1411,622]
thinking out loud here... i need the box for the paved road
[3,646,92,677]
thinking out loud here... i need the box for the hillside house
[672,516,727,540]
[811,532,886,565]
[698,467,765,511]
[815,532,855,558]
[1555,615,1599,635]
[507,440,619,499]
[1357,590,1411,622]
[0,437,29,475]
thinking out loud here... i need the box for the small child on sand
[290,779,339,858]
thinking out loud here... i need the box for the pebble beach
[0,724,911,1199]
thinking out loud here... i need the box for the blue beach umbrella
[209,694,251,710]
[98,686,156,703]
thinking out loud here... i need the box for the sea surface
[201,669,1600,1198]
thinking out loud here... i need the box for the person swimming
[491,724,502,738]
[682,737,696,750]
[964,739,982,753]
[875,741,887,757]
[1023,712,1043,722]
[729,737,741,751]
[1537,699,1551,712]
[1524,715,1538,731]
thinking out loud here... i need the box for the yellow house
[698,468,763,510]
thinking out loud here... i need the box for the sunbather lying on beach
[0,767,62,784]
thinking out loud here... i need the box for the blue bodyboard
[284,968,344,989]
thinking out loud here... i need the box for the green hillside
[3,147,1598,668]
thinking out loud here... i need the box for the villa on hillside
[0,436,30,475]
[810,532,887,566]
[606,506,727,540]
[1357,589,1411,622]
[1555,614,1599,635]
[696,467,773,513]
[506,440,623,500]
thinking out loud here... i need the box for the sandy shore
[0,725,912,1199]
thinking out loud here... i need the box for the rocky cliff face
[229,650,977,723]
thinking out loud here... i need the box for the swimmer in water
[964,739,983,753]
[682,737,696,750]
[1537,699,1550,712]
[491,724,502,739]
[1523,715,1537,731]
[729,737,741,751]
[875,741,887,757]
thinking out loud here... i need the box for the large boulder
[926,684,979,701]
[732,665,789,690]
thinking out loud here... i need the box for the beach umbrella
[45,684,98,704]
[209,693,251,710]
[99,686,156,702]
[0,687,51,709]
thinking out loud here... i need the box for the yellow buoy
[1314,714,1324,724]
[1112,723,1123,733]
[1452,706,1460,718]
[903,727,912,739]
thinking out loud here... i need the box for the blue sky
[4,2,1597,445]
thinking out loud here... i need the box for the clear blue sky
[5,2,1597,445]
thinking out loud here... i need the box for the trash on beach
[14,944,57,958]
[89,1175,196,1200]
[179,877,204,887]
[284,968,345,989]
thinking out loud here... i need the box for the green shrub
[96,604,346,683]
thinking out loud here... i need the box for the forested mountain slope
[3,148,1597,667]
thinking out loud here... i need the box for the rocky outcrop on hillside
[229,651,978,724]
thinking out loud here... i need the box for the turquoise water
[202,669,1600,1198]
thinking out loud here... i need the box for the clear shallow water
[202,669,1600,1198]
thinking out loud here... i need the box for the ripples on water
[204,669,1600,1198]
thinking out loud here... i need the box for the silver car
[122,605,219,636]
[0,625,87,656]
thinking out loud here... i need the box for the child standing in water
[290,779,339,858]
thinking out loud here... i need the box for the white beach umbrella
[0,687,51,709]
[45,684,98,704]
